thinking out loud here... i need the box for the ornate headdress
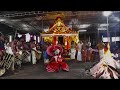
[47,45,63,56]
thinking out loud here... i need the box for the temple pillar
[56,36,58,45]
[64,36,67,49]
[67,36,71,50]
[53,36,56,45]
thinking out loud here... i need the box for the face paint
[54,49,60,55]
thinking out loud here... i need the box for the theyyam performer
[89,43,120,79]
[97,40,105,59]
[46,45,69,72]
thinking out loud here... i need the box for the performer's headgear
[47,45,63,56]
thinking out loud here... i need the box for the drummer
[36,43,42,61]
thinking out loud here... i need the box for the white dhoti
[70,48,76,60]
[27,55,31,62]
[77,51,82,61]
[99,49,104,59]
[31,50,36,64]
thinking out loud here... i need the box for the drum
[14,55,21,64]
[20,51,30,62]
[0,53,14,70]
[35,51,42,60]
[32,48,41,60]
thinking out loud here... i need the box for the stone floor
[0,60,97,79]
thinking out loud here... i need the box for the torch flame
[104,43,112,58]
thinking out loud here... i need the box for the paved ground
[0,60,97,79]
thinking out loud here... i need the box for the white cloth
[44,59,49,64]
[90,46,120,79]
[78,43,83,51]
[77,43,83,61]
[27,55,31,62]
[70,48,76,59]
[6,46,13,55]
[90,55,120,79]
[31,47,37,64]
[77,51,82,61]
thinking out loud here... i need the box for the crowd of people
[0,32,42,76]
[69,40,98,62]
[42,40,99,65]
[0,32,120,78]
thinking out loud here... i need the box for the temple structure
[41,17,79,50]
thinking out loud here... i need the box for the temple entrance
[58,36,63,45]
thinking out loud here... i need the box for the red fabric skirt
[46,61,69,72]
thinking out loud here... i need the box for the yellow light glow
[58,21,61,26]
[43,36,53,43]
[104,43,112,58]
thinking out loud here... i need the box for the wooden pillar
[53,36,56,45]
[64,36,67,49]
[56,36,58,45]
[66,36,69,50]
[67,36,71,50]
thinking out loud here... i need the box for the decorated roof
[42,17,77,34]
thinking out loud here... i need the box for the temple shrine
[41,17,79,51]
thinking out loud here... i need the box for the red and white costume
[46,45,69,72]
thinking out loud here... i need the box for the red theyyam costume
[46,45,69,72]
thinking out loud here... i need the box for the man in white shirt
[77,41,83,61]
